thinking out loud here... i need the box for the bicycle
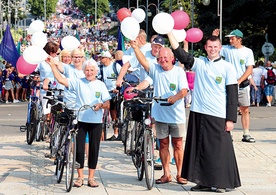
[45,95,96,192]
[20,74,42,145]
[123,88,170,190]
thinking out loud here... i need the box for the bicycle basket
[56,111,69,125]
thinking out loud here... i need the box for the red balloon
[171,10,190,30]
[185,28,203,43]
[16,56,38,75]
[117,8,132,22]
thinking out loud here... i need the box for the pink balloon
[117,8,132,22]
[185,28,203,43]
[16,56,38,75]
[18,72,26,78]
[171,10,190,30]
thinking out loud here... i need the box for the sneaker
[170,157,176,165]
[266,103,271,107]
[242,135,255,143]
[154,158,162,170]
[155,158,162,164]
[106,135,118,141]
[216,188,226,193]
[6,101,10,104]
[13,100,20,103]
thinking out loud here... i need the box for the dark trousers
[76,122,102,169]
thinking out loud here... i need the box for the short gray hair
[82,59,98,71]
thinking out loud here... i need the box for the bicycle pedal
[154,164,162,170]
[20,125,27,132]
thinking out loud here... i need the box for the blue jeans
[250,85,261,103]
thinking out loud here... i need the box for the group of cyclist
[19,22,242,193]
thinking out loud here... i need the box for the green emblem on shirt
[170,83,176,91]
[216,76,222,84]
[111,73,116,77]
[240,59,245,65]
[95,92,101,98]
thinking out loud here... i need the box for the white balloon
[29,20,45,34]
[23,46,48,64]
[31,31,47,48]
[61,36,81,51]
[121,17,140,40]
[172,29,187,42]
[131,8,146,23]
[152,13,174,35]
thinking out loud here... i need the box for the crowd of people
[1,1,276,191]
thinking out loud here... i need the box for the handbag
[239,79,250,88]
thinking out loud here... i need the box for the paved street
[0,102,276,194]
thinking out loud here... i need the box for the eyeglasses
[72,56,84,59]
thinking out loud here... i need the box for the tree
[74,0,110,21]
[28,0,58,19]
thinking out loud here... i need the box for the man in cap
[98,51,122,141]
[213,29,255,143]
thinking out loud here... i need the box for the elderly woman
[46,57,111,188]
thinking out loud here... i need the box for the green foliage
[28,0,58,19]
[74,0,110,20]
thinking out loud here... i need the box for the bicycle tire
[50,121,60,158]
[132,122,144,181]
[65,132,76,192]
[26,104,37,145]
[56,126,67,183]
[143,129,154,190]
[36,120,41,141]
[56,155,65,183]
[124,119,135,155]
[102,109,108,141]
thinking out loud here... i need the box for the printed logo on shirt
[240,59,245,65]
[111,73,116,77]
[169,83,176,91]
[215,76,222,84]
[95,92,101,98]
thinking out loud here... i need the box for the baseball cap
[152,35,165,46]
[225,29,243,38]
[99,51,112,58]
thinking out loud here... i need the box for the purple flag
[0,25,20,67]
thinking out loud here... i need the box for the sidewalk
[0,106,276,194]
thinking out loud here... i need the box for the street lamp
[202,0,222,40]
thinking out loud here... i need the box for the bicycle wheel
[36,120,41,141]
[26,104,37,145]
[56,126,67,183]
[143,128,155,190]
[56,155,65,183]
[123,119,134,154]
[132,123,144,181]
[65,132,76,192]
[50,121,60,158]
[102,109,108,141]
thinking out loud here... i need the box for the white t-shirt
[68,78,111,123]
[63,64,85,109]
[191,57,237,119]
[262,67,276,85]
[100,61,122,91]
[220,45,255,80]
[252,67,263,86]
[149,63,188,124]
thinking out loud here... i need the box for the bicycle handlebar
[130,96,172,106]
